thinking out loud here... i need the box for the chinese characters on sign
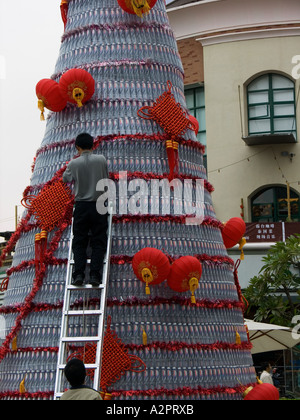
[245,222,300,243]
[245,222,282,242]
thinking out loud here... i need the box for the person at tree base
[61,359,102,400]
[260,362,274,385]
[63,133,109,287]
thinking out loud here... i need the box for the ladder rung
[69,259,108,266]
[61,337,101,343]
[63,310,103,316]
[67,284,105,290]
[57,363,99,370]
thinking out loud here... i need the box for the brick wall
[177,37,204,85]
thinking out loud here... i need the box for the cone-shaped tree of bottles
[0,0,256,400]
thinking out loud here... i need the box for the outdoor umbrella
[245,319,300,354]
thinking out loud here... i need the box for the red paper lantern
[59,68,95,108]
[244,383,279,401]
[189,115,199,136]
[132,248,171,295]
[222,217,246,249]
[118,0,158,17]
[167,256,202,304]
[36,79,67,120]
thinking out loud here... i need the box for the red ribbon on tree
[60,0,69,29]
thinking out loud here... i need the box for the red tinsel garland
[106,295,244,310]
[0,301,63,316]
[125,340,252,352]
[110,171,214,193]
[111,383,255,398]
[6,257,67,277]
[8,347,59,354]
[61,22,174,44]
[113,214,223,229]
[0,391,54,400]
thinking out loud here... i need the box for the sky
[0,1,63,233]
[0,0,174,234]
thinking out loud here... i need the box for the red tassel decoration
[35,233,41,276]
[40,230,48,266]
[166,140,175,181]
[34,231,48,276]
[173,141,179,177]
[60,0,69,29]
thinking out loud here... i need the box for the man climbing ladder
[63,133,109,287]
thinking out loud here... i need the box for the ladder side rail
[92,202,114,391]
[54,220,74,399]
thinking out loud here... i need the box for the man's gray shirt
[63,151,108,202]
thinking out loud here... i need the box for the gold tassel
[243,386,254,398]
[72,87,85,107]
[142,328,147,346]
[189,277,199,304]
[145,281,150,295]
[38,100,45,121]
[235,329,241,345]
[11,336,18,352]
[19,376,26,394]
[100,391,112,400]
[131,0,151,17]
[239,237,246,260]
[142,268,153,296]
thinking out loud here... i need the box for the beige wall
[203,36,300,222]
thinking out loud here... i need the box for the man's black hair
[64,359,86,387]
[261,362,271,371]
[75,133,94,150]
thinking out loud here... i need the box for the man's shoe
[89,268,103,287]
[89,275,101,287]
[71,273,84,287]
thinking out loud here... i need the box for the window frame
[184,84,207,167]
[247,73,297,138]
[184,84,206,146]
[251,186,300,223]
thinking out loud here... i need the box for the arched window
[251,186,300,222]
[246,73,297,144]
[185,85,207,167]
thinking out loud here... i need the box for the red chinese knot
[22,180,73,232]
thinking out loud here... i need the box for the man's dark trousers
[72,201,108,278]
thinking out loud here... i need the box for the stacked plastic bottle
[0,0,256,400]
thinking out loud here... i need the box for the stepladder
[54,202,113,400]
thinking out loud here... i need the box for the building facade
[0,236,13,307]
[167,0,300,286]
